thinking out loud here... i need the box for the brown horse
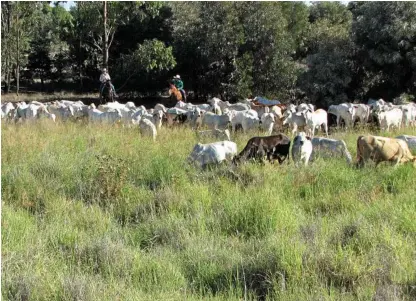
[169,84,183,103]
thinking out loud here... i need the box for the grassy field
[2,120,416,300]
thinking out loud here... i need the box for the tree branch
[108,29,116,49]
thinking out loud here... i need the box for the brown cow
[234,133,291,164]
[356,135,416,167]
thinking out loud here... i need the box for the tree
[297,2,354,107]
[350,2,416,99]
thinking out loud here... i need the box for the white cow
[229,109,258,132]
[282,110,307,136]
[303,109,328,137]
[311,137,352,164]
[396,135,416,152]
[187,141,237,168]
[260,113,275,135]
[197,129,231,141]
[1,102,16,120]
[88,105,122,124]
[38,106,56,122]
[202,112,232,130]
[154,103,167,113]
[376,108,402,131]
[152,110,164,130]
[47,103,74,121]
[212,103,222,115]
[139,118,157,141]
[190,107,204,129]
[352,103,371,124]
[297,103,314,113]
[291,132,313,166]
[401,104,416,127]
[328,103,355,128]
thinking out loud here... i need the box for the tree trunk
[103,1,108,70]
[16,11,19,96]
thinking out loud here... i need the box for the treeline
[1,1,416,106]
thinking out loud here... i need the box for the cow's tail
[355,136,364,168]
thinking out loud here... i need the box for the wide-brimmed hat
[174,75,180,79]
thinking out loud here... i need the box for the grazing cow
[139,118,157,141]
[328,103,355,128]
[375,108,402,131]
[88,105,122,124]
[396,135,416,152]
[401,104,416,127]
[356,135,416,167]
[291,132,313,166]
[353,103,371,125]
[47,103,74,121]
[38,106,56,122]
[188,141,237,168]
[311,137,352,164]
[282,110,307,136]
[1,102,16,120]
[303,109,328,137]
[229,110,258,132]
[234,134,291,164]
[165,107,188,126]
[197,129,231,141]
[260,113,275,135]
[154,103,167,113]
[202,112,232,130]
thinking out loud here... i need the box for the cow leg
[292,124,298,136]
[324,123,328,137]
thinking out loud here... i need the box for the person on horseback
[99,68,117,98]
[172,75,186,102]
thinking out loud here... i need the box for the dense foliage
[1,1,416,104]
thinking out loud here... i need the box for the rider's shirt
[173,79,184,90]
[100,72,111,83]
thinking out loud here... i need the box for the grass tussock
[2,120,416,300]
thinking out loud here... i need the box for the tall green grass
[2,121,416,300]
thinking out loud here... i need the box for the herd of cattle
[1,97,416,168]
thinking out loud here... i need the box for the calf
[188,141,237,168]
[202,112,232,130]
[282,110,307,136]
[328,103,355,128]
[311,137,352,164]
[234,134,291,164]
[139,118,157,141]
[260,113,275,135]
[376,108,402,131]
[291,132,313,166]
[303,109,328,137]
[356,135,416,167]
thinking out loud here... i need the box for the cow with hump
[356,135,416,167]
[233,133,291,165]
[188,141,237,169]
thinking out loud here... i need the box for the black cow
[234,134,291,164]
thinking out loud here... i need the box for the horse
[101,80,114,104]
[169,83,183,103]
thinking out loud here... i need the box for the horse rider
[99,68,117,98]
[172,74,186,102]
